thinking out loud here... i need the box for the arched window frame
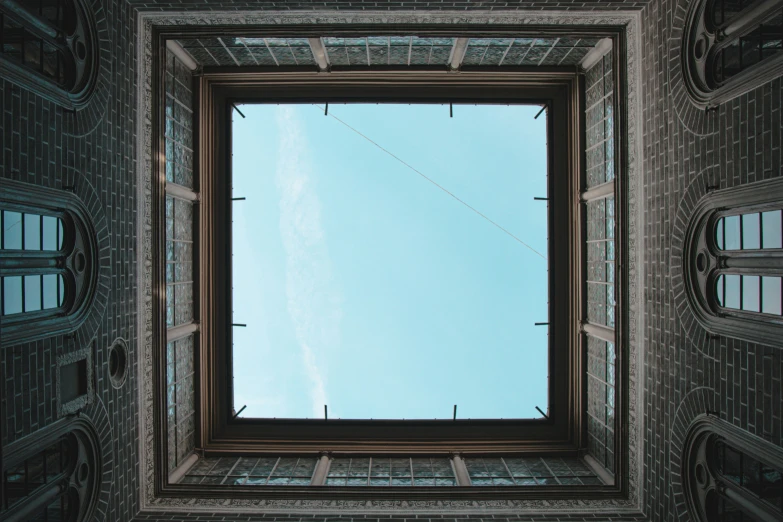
[0,179,99,347]
[0,0,99,109]
[683,415,783,522]
[1,416,101,522]
[683,0,783,107]
[683,177,783,347]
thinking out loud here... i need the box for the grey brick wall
[1,0,140,519]
[640,0,783,520]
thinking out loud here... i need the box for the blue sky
[231,103,548,420]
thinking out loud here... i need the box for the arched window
[0,180,98,347]
[684,416,783,522]
[684,177,783,347]
[0,0,98,108]
[1,417,101,522]
[683,0,783,107]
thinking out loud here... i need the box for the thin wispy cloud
[275,106,342,418]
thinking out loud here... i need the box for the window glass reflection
[724,215,741,250]
[762,276,782,315]
[716,275,783,317]
[716,211,783,250]
[3,211,22,249]
[762,210,782,248]
[741,213,760,249]
[2,276,23,315]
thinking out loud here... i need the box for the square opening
[61,358,88,405]
[230,103,549,420]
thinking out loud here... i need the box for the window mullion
[721,480,782,522]
[0,0,67,54]
[582,321,615,343]
[310,453,331,486]
[581,180,615,203]
[165,182,199,203]
[721,0,783,40]
[450,453,471,486]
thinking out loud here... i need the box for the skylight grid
[464,457,601,486]
[325,457,457,486]
[182,457,318,485]
[174,36,598,68]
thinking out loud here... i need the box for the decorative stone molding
[136,9,643,515]
[672,173,783,348]
[669,389,719,522]
[0,177,108,349]
[57,343,94,416]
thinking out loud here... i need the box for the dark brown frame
[149,24,630,501]
[201,70,580,450]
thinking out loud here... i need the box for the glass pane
[57,219,64,250]
[716,217,724,250]
[762,277,782,315]
[24,213,41,250]
[721,443,743,485]
[725,274,741,309]
[712,0,755,26]
[58,274,65,306]
[742,213,760,249]
[762,210,782,249]
[716,274,725,307]
[43,274,59,309]
[24,275,42,312]
[742,275,760,312]
[724,215,741,250]
[3,211,22,249]
[759,464,783,510]
[3,276,23,315]
[42,216,58,250]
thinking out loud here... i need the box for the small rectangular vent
[61,358,88,404]
[57,344,93,416]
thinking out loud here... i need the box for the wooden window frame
[199,70,582,452]
[149,25,630,501]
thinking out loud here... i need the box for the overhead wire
[312,104,547,261]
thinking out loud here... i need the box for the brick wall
[640,0,783,520]
[0,0,140,519]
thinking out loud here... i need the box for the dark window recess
[0,0,98,107]
[713,8,783,85]
[60,358,87,405]
[2,434,73,514]
[683,0,783,105]
[2,419,100,521]
[684,417,783,522]
[715,442,783,514]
